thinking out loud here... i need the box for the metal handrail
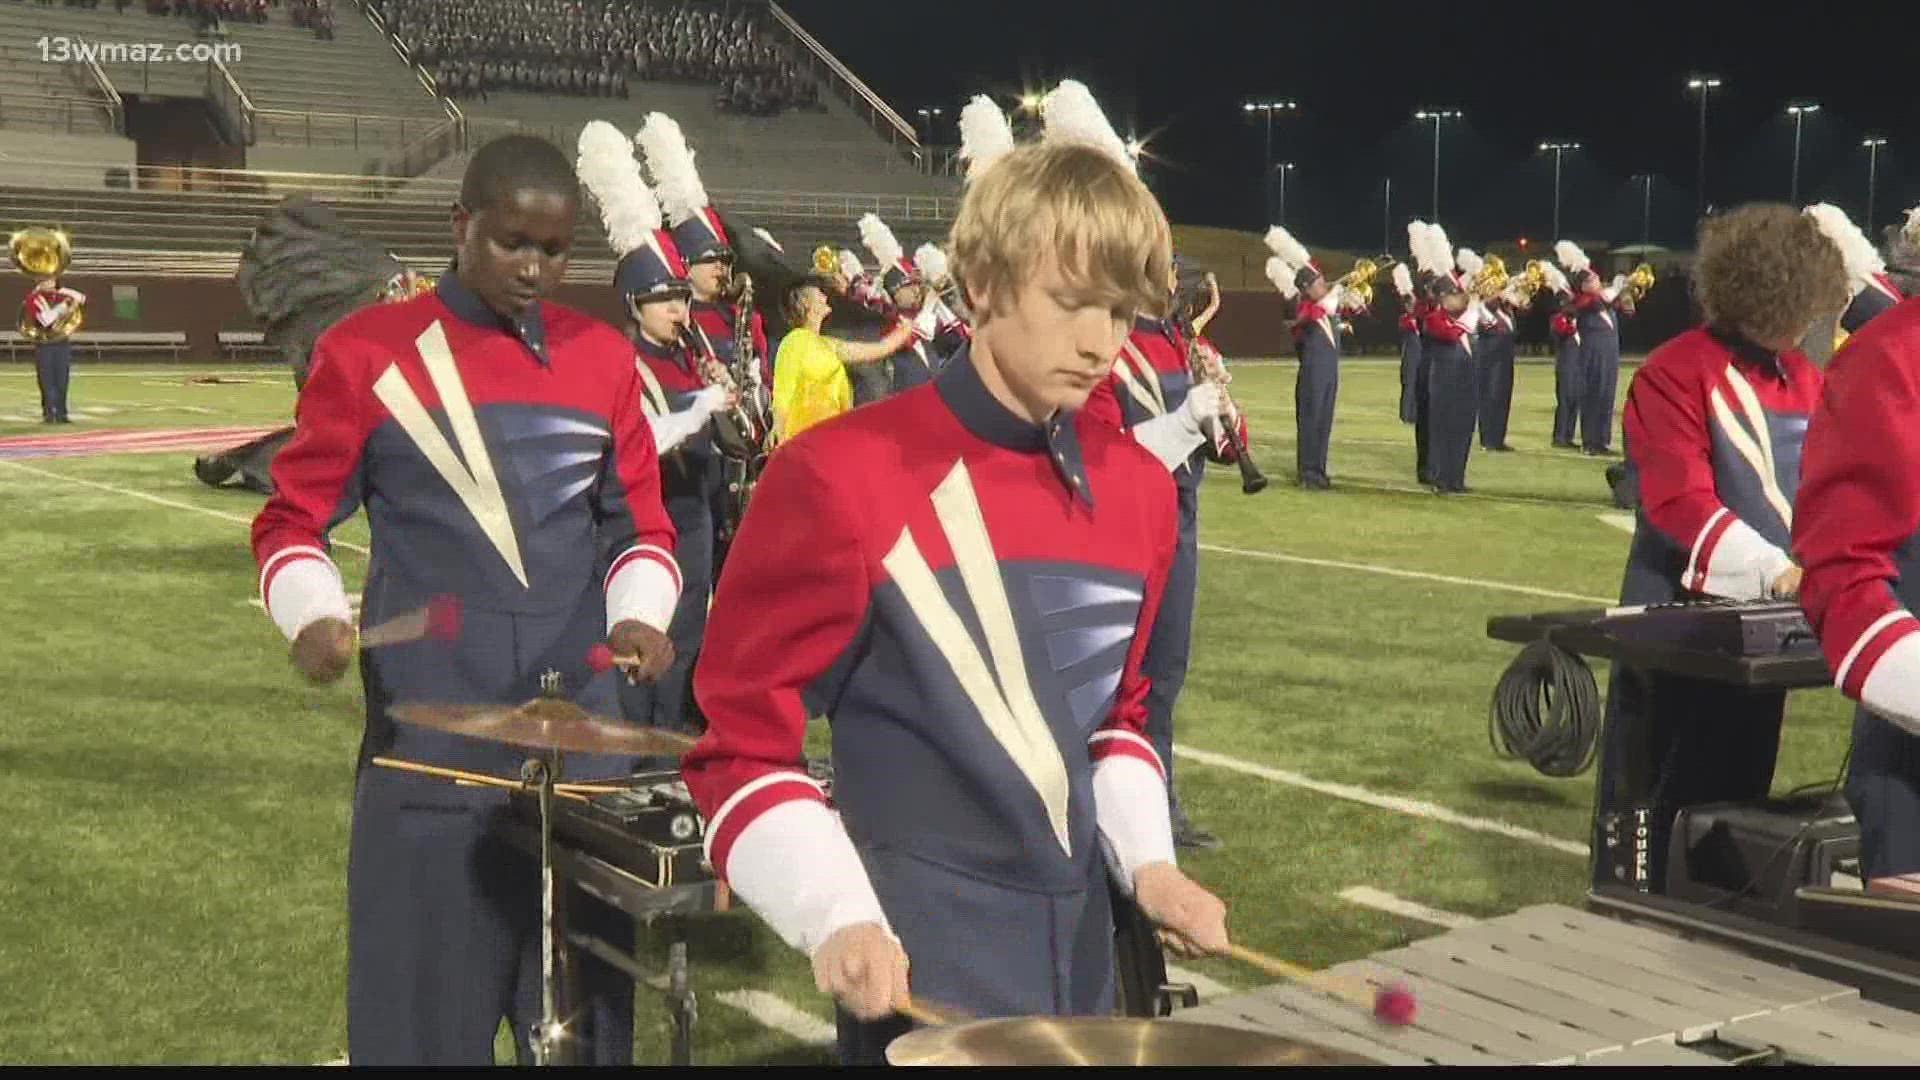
[79,51,122,134]
[765,0,917,148]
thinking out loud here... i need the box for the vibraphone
[1169,903,1920,1065]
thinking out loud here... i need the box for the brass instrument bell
[12,226,83,342]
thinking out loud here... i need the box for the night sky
[778,0,1919,254]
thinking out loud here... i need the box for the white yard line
[1597,512,1635,534]
[713,989,837,1047]
[0,460,369,555]
[1197,543,1613,605]
[1337,886,1480,929]
[1173,744,1589,858]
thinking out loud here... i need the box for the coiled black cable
[1489,637,1603,778]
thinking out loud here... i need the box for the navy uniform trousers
[1295,327,1339,484]
[1551,332,1580,446]
[622,484,715,743]
[834,843,1117,1065]
[1845,710,1920,883]
[1424,338,1479,491]
[1398,329,1421,425]
[1592,525,1785,889]
[1476,327,1515,449]
[1411,344,1434,485]
[1578,325,1622,453]
[1141,478,1200,792]
[350,580,640,1065]
[35,340,72,422]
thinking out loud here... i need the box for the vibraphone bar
[1170,903,1920,1065]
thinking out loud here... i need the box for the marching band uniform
[1083,309,1224,846]
[578,119,728,738]
[858,214,942,395]
[1421,275,1482,494]
[1406,221,1454,485]
[1793,297,1920,898]
[1394,261,1422,426]
[1557,242,1626,455]
[1596,324,1821,883]
[682,351,1182,1062]
[1550,293,1581,447]
[1476,294,1518,452]
[23,280,85,423]
[1289,264,1352,489]
[250,268,681,1064]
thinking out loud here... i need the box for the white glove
[691,384,729,417]
[1182,382,1224,424]
[1130,383,1221,474]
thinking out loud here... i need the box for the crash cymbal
[388,698,699,757]
[885,1016,1382,1067]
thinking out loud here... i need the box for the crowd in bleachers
[78,0,338,40]
[367,0,819,114]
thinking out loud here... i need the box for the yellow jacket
[772,325,853,444]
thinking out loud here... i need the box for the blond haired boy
[680,141,1232,1064]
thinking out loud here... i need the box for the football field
[0,358,1857,1064]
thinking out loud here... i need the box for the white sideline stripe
[1197,543,1613,605]
[1173,744,1590,858]
[1165,963,1234,999]
[714,989,836,1046]
[315,1056,346,1066]
[1338,886,1479,930]
[0,460,370,555]
[1598,512,1635,535]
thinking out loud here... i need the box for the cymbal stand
[524,751,576,1065]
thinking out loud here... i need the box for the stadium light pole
[1864,137,1888,232]
[1383,176,1392,255]
[1687,76,1721,214]
[1540,142,1579,240]
[914,106,943,143]
[1415,109,1461,220]
[1243,99,1298,222]
[1636,173,1654,245]
[1787,103,1821,204]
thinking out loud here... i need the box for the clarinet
[1179,316,1267,495]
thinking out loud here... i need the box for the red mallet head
[425,594,463,642]
[1373,982,1417,1027]
[586,643,615,674]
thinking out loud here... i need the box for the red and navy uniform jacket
[1550,293,1580,345]
[1482,299,1517,346]
[1843,273,1906,335]
[1294,295,1344,359]
[1397,303,1421,338]
[1571,290,1624,350]
[689,298,771,387]
[679,348,1180,985]
[1620,326,1818,601]
[251,273,682,668]
[1422,305,1476,359]
[1794,299,1920,733]
[633,331,720,505]
[1084,314,1203,491]
[22,287,84,339]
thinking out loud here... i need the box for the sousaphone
[11,226,82,341]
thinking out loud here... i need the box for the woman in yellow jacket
[772,279,917,444]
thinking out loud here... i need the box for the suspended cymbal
[885,1016,1382,1067]
[388,698,699,757]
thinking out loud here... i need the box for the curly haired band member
[1592,203,1848,888]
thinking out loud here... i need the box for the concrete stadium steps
[453,84,956,199]
[0,183,951,267]
[0,0,444,144]
[0,40,118,135]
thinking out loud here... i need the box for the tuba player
[20,264,86,424]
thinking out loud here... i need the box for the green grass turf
[0,359,1857,1063]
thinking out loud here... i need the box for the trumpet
[1469,253,1509,302]
[1621,262,1656,304]
[1334,257,1395,310]
[12,226,83,343]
